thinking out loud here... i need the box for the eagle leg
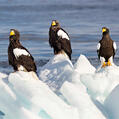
[102,62,106,68]
[106,60,112,66]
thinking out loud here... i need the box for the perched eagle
[97,27,117,67]
[8,29,37,72]
[49,20,72,60]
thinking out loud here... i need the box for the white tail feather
[55,50,69,59]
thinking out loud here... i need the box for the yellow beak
[10,30,15,36]
[52,21,56,26]
[102,28,106,33]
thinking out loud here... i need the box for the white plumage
[100,56,105,64]
[13,48,30,59]
[113,42,117,51]
[97,43,101,50]
[57,29,69,40]
[18,65,25,71]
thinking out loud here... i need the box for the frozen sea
[0,0,119,73]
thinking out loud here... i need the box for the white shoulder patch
[57,29,69,40]
[13,48,30,59]
[97,43,101,50]
[113,42,117,50]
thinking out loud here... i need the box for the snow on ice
[0,71,78,119]
[0,54,119,119]
[39,54,73,91]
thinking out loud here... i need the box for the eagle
[49,20,72,60]
[8,29,37,73]
[97,27,117,67]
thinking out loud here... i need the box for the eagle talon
[102,62,106,68]
[107,60,112,66]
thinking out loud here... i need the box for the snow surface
[1,54,119,119]
[39,54,73,91]
[0,71,78,119]
[80,63,119,103]
[104,85,119,119]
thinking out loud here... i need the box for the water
[0,0,119,73]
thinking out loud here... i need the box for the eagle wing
[49,27,55,48]
[57,29,72,59]
[97,42,101,59]
[13,47,37,72]
[113,41,117,57]
[8,45,18,70]
[60,38,72,60]
[16,55,37,72]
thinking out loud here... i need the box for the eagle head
[50,20,60,31]
[9,29,20,42]
[102,27,109,35]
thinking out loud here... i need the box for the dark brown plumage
[97,27,116,62]
[8,29,37,72]
[49,20,72,60]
